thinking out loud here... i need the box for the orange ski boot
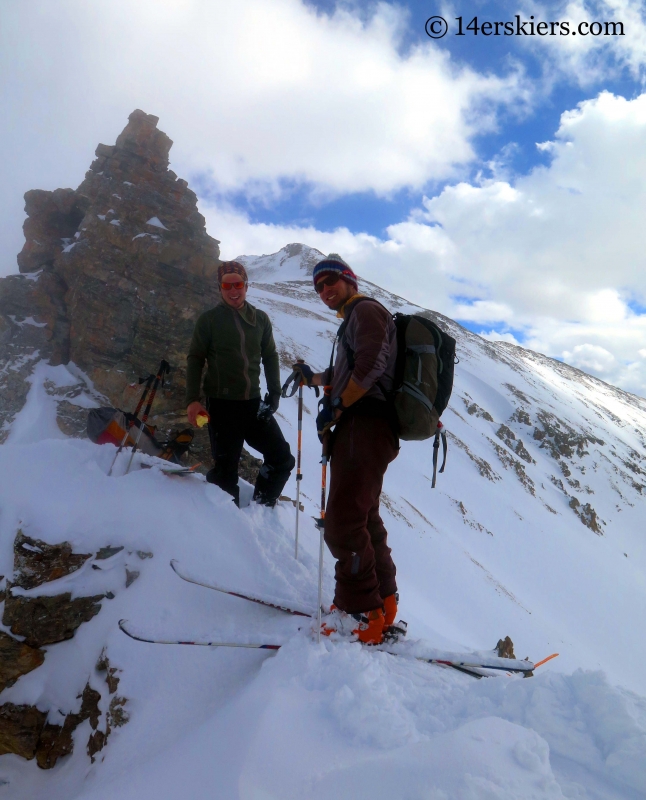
[383,593,407,642]
[351,608,385,645]
[383,593,398,628]
[320,606,385,645]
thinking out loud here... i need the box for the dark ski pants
[324,412,399,614]
[206,397,294,505]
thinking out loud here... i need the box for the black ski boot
[206,469,240,507]
[253,456,295,508]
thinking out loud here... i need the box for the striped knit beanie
[217,260,248,284]
[312,253,358,291]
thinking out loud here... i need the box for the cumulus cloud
[5,1,646,395]
[203,90,646,396]
[412,91,646,315]
[0,0,525,276]
[562,343,617,372]
[522,0,646,85]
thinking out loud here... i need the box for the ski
[118,619,281,649]
[140,463,202,477]
[118,618,556,679]
[412,656,534,677]
[170,559,315,618]
[117,624,478,675]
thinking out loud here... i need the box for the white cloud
[478,331,523,345]
[517,1,646,85]
[4,2,646,396]
[203,90,646,396]
[409,91,646,316]
[450,300,516,324]
[0,0,525,276]
[562,343,617,372]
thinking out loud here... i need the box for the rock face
[12,530,91,590]
[0,531,132,769]
[0,633,45,693]
[3,530,102,647]
[3,592,104,648]
[0,682,103,769]
[0,109,221,439]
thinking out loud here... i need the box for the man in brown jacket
[186,261,294,508]
[292,255,399,645]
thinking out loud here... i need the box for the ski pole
[316,432,329,643]
[281,360,313,561]
[125,359,170,475]
[108,373,155,476]
[294,378,304,560]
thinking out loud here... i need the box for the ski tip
[533,653,559,669]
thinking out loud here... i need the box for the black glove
[281,362,320,398]
[292,362,315,387]
[258,391,280,422]
[316,404,337,441]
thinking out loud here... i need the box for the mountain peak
[238,243,325,281]
[113,109,172,170]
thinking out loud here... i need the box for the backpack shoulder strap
[336,295,381,336]
[336,297,391,370]
[331,299,396,406]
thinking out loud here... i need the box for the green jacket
[185,301,281,405]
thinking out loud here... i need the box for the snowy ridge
[1,243,646,799]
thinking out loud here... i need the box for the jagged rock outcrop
[0,530,132,769]
[0,633,45,693]
[0,682,104,769]
[3,592,104,648]
[12,530,91,590]
[0,109,221,440]
[2,530,102,647]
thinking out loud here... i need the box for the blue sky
[2,0,646,395]
[211,0,643,239]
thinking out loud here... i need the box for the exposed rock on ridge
[0,109,221,439]
[0,530,135,769]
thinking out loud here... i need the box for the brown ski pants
[324,411,399,614]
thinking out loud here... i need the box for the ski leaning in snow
[117,619,557,679]
[170,559,315,617]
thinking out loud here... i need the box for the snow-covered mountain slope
[2,243,646,799]
[246,245,646,681]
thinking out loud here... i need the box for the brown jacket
[331,296,397,406]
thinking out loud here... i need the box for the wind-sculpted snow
[66,636,646,799]
[1,242,646,798]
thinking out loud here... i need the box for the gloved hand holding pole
[281,361,320,398]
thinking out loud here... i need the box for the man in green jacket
[186,261,294,507]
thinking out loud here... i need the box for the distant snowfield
[1,249,646,799]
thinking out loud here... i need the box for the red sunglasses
[221,280,246,290]
[314,275,341,293]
